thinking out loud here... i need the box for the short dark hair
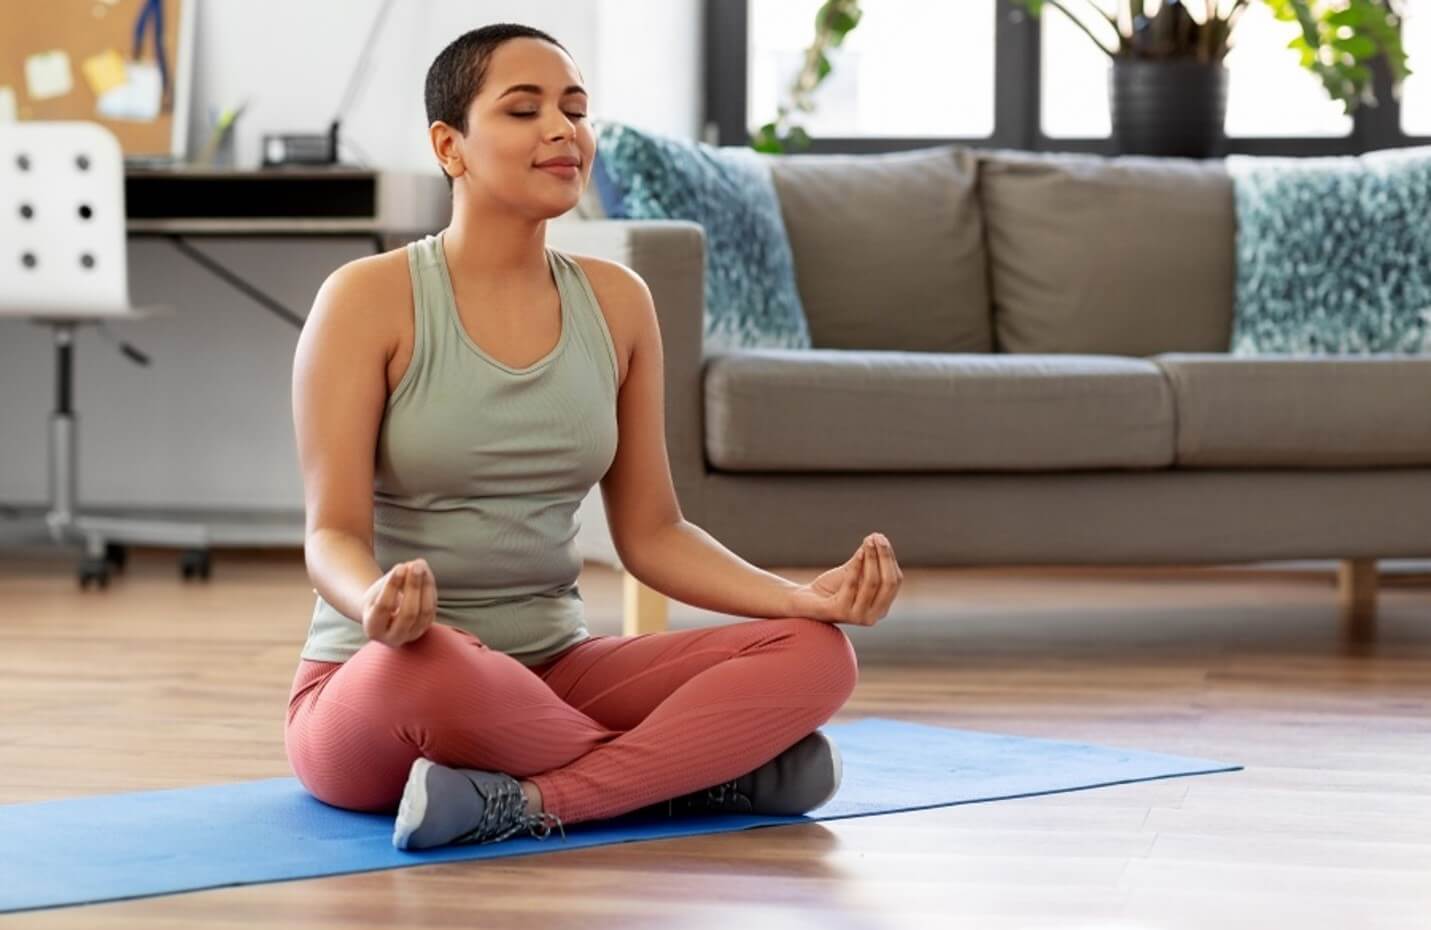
[424,23,571,189]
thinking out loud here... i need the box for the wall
[186,0,701,173]
[0,0,702,567]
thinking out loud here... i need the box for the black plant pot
[1111,58,1228,159]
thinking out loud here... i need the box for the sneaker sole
[810,730,842,811]
[392,757,434,850]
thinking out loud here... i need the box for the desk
[125,165,451,328]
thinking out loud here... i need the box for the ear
[428,121,465,179]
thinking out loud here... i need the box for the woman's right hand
[362,558,437,647]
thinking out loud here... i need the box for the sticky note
[25,50,74,101]
[96,61,161,121]
[82,49,128,96]
[0,86,16,123]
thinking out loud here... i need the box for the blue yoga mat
[0,716,1240,913]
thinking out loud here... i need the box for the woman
[284,22,902,851]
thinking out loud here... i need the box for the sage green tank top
[298,229,620,667]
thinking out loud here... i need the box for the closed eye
[512,112,587,120]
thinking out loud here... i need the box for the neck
[442,185,550,285]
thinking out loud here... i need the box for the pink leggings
[284,617,858,826]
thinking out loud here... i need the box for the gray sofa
[546,145,1431,639]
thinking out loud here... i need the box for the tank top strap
[402,232,452,372]
[545,247,622,397]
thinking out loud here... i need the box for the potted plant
[1016,0,1412,157]
[756,0,1412,158]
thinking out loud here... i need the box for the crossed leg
[285,617,858,825]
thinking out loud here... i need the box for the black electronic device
[260,0,394,168]
[260,128,339,167]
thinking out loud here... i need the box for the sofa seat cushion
[1156,354,1431,467]
[704,350,1174,472]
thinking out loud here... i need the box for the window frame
[706,0,1431,155]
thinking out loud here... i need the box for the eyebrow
[497,83,587,99]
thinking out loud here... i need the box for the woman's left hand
[786,532,901,627]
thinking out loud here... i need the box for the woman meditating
[284,22,902,851]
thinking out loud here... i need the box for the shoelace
[704,780,746,806]
[527,809,567,840]
[453,775,567,845]
[664,778,748,815]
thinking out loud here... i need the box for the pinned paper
[0,87,16,124]
[25,50,74,101]
[96,61,161,121]
[82,49,128,96]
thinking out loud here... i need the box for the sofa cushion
[977,148,1235,356]
[592,120,812,352]
[1226,145,1431,355]
[704,351,1174,472]
[1156,353,1431,466]
[765,145,993,354]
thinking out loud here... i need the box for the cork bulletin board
[1,0,195,160]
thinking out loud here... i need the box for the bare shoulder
[566,252,651,305]
[564,253,654,386]
[306,246,412,363]
[316,246,410,314]
[568,251,653,323]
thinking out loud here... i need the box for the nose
[544,111,576,141]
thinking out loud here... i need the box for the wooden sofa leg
[622,570,669,637]
[1337,558,1378,640]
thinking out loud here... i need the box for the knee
[346,622,481,716]
[355,619,474,668]
[285,712,406,814]
[782,618,859,703]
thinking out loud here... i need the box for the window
[706,0,1431,153]
[1041,0,1351,139]
[746,0,996,139]
[1403,0,1431,135]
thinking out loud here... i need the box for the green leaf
[750,125,783,154]
[827,11,857,35]
[1342,62,1372,83]
[1330,34,1377,60]
[1325,8,1363,28]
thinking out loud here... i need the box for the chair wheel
[78,557,110,589]
[180,548,212,581]
[104,543,128,573]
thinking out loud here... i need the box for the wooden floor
[2,547,1429,929]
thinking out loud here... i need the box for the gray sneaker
[392,758,566,850]
[642,728,843,818]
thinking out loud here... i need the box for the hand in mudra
[363,558,437,647]
[788,533,902,627]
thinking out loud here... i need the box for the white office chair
[0,121,213,588]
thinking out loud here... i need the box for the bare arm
[580,257,800,617]
[291,256,402,623]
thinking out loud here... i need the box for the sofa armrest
[545,218,708,523]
